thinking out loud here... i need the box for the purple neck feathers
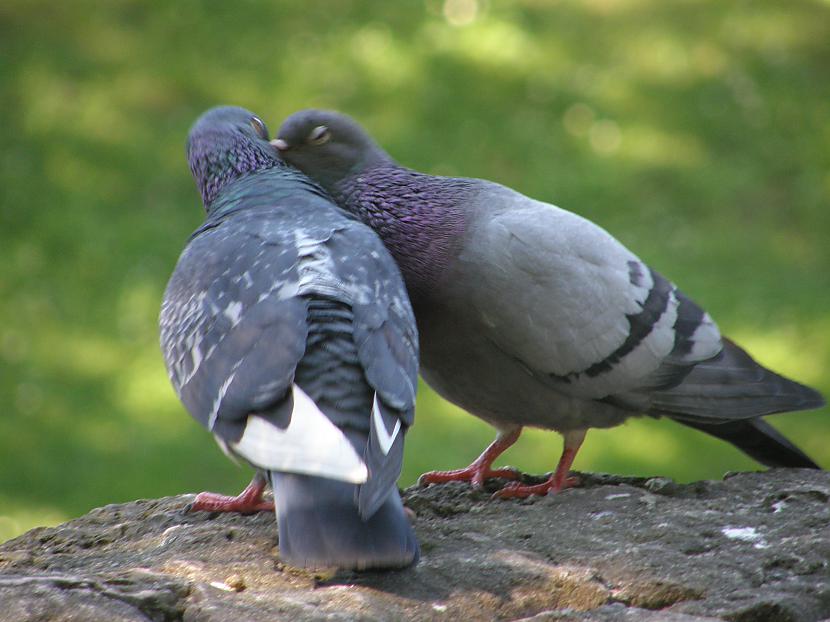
[190,144,278,209]
[334,165,472,301]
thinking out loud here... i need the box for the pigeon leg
[418,427,523,489]
[495,429,586,499]
[188,471,274,514]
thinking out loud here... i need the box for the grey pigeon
[273,109,825,498]
[159,106,419,568]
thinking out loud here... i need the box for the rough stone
[1,469,829,621]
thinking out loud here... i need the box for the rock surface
[1,469,829,621]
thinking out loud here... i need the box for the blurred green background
[2,0,829,542]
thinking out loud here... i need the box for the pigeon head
[187,106,281,208]
[273,110,392,192]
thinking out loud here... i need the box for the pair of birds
[160,106,824,571]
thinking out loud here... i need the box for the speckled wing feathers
[160,210,309,443]
[161,171,417,501]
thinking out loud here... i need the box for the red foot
[418,464,522,489]
[417,427,523,489]
[188,473,273,514]
[494,430,586,500]
[494,473,581,499]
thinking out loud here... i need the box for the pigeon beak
[271,138,290,151]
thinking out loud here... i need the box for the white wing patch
[293,229,374,304]
[687,312,721,361]
[372,394,401,455]
[223,300,243,326]
[230,384,368,484]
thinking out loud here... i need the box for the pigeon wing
[325,223,419,517]
[462,185,823,421]
[461,186,722,400]
[160,213,307,439]
[161,208,367,481]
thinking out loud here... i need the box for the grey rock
[2,469,830,621]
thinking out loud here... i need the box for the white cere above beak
[271,138,289,151]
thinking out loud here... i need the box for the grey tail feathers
[677,418,819,469]
[270,471,419,570]
[648,338,825,422]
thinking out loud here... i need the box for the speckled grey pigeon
[159,106,419,569]
[273,109,825,498]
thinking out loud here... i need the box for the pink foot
[494,429,586,500]
[418,464,522,489]
[493,473,581,499]
[187,474,273,514]
[417,427,523,489]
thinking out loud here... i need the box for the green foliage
[1,0,828,541]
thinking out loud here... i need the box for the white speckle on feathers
[223,301,243,326]
[208,370,237,430]
[372,394,401,455]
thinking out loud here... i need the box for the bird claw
[186,475,275,516]
[492,474,581,500]
[188,491,275,514]
[188,491,273,514]
[418,465,523,489]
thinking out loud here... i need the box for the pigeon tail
[677,418,819,469]
[270,471,418,570]
[647,338,825,422]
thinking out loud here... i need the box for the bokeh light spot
[589,119,622,155]
[443,0,479,27]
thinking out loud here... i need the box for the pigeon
[273,109,825,499]
[159,106,419,569]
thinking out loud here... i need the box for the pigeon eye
[249,116,269,139]
[308,125,330,146]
